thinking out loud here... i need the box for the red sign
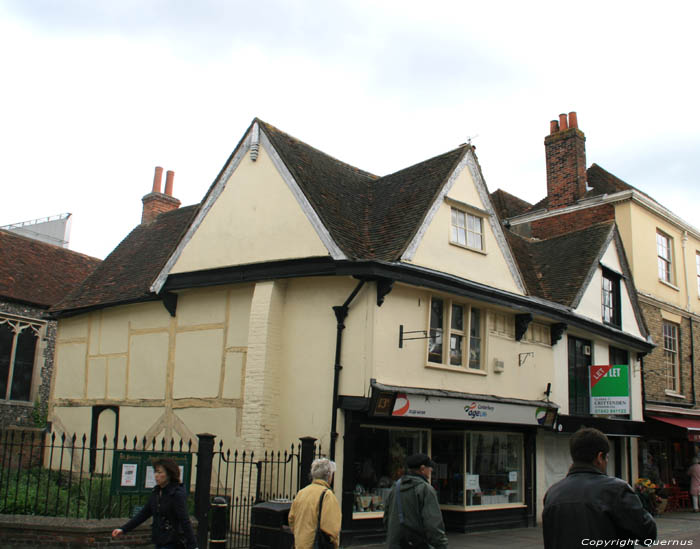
[689,432,700,443]
[589,365,613,389]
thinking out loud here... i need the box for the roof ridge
[256,118,379,180]
[0,228,102,263]
[376,144,470,183]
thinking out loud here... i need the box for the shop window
[352,426,428,516]
[428,297,483,370]
[663,321,680,393]
[0,317,41,402]
[432,431,523,507]
[656,231,673,284]
[450,208,483,251]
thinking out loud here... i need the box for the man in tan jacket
[289,458,342,548]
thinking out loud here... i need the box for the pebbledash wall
[0,299,54,428]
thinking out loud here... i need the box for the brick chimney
[141,166,181,224]
[545,111,587,210]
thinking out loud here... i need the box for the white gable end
[402,150,525,295]
[168,130,337,276]
[574,239,643,338]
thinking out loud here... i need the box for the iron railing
[0,429,194,518]
[0,428,323,548]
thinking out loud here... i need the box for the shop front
[338,382,557,545]
[641,414,700,490]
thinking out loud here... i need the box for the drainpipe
[682,231,690,311]
[691,318,696,407]
[330,280,366,460]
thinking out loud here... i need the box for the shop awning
[555,414,647,436]
[365,380,558,427]
[648,415,700,441]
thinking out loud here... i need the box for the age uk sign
[589,364,630,415]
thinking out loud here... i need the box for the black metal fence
[0,428,194,518]
[210,439,324,548]
[0,429,323,548]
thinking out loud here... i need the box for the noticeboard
[110,450,193,496]
[589,364,630,415]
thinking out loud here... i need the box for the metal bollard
[209,496,228,548]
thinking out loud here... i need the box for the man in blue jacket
[383,453,448,549]
[543,427,657,548]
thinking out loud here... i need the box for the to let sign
[589,364,630,415]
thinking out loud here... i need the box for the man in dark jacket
[384,453,448,549]
[543,428,656,548]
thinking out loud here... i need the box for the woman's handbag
[313,489,334,549]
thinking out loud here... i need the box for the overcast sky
[1,1,698,259]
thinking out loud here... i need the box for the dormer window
[451,208,483,251]
[601,268,621,328]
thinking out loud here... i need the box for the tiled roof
[0,230,101,308]
[522,163,647,215]
[258,120,468,260]
[258,121,378,259]
[51,205,198,314]
[369,147,468,259]
[506,222,615,306]
[490,189,532,220]
[51,120,486,313]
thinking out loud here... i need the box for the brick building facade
[500,111,700,487]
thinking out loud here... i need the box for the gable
[403,151,525,294]
[573,239,643,338]
[170,135,334,275]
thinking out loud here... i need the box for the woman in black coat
[112,458,198,549]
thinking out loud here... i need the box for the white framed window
[657,231,673,284]
[696,252,700,296]
[602,269,621,327]
[663,321,680,393]
[428,297,482,370]
[451,208,483,250]
[0,316,43,402]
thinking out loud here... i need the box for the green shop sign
[110,450,192,496]
[589,364,630,415]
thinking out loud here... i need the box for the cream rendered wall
[171,144,329,274]
[409,170,522,294]
[370,284,553,403]
[623,202,687,308]
[51,287,254,454]
[275,277,370,451]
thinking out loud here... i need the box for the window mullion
[465,304,472,367]
[5,329,19,400]
[445,300,452,364]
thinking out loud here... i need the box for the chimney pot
[550,120,559,134]
[165,170,175,196]
[568,111,578,129]
[559,113,568,131]
[152,166,163,193]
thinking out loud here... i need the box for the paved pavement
[349,511,700,548]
